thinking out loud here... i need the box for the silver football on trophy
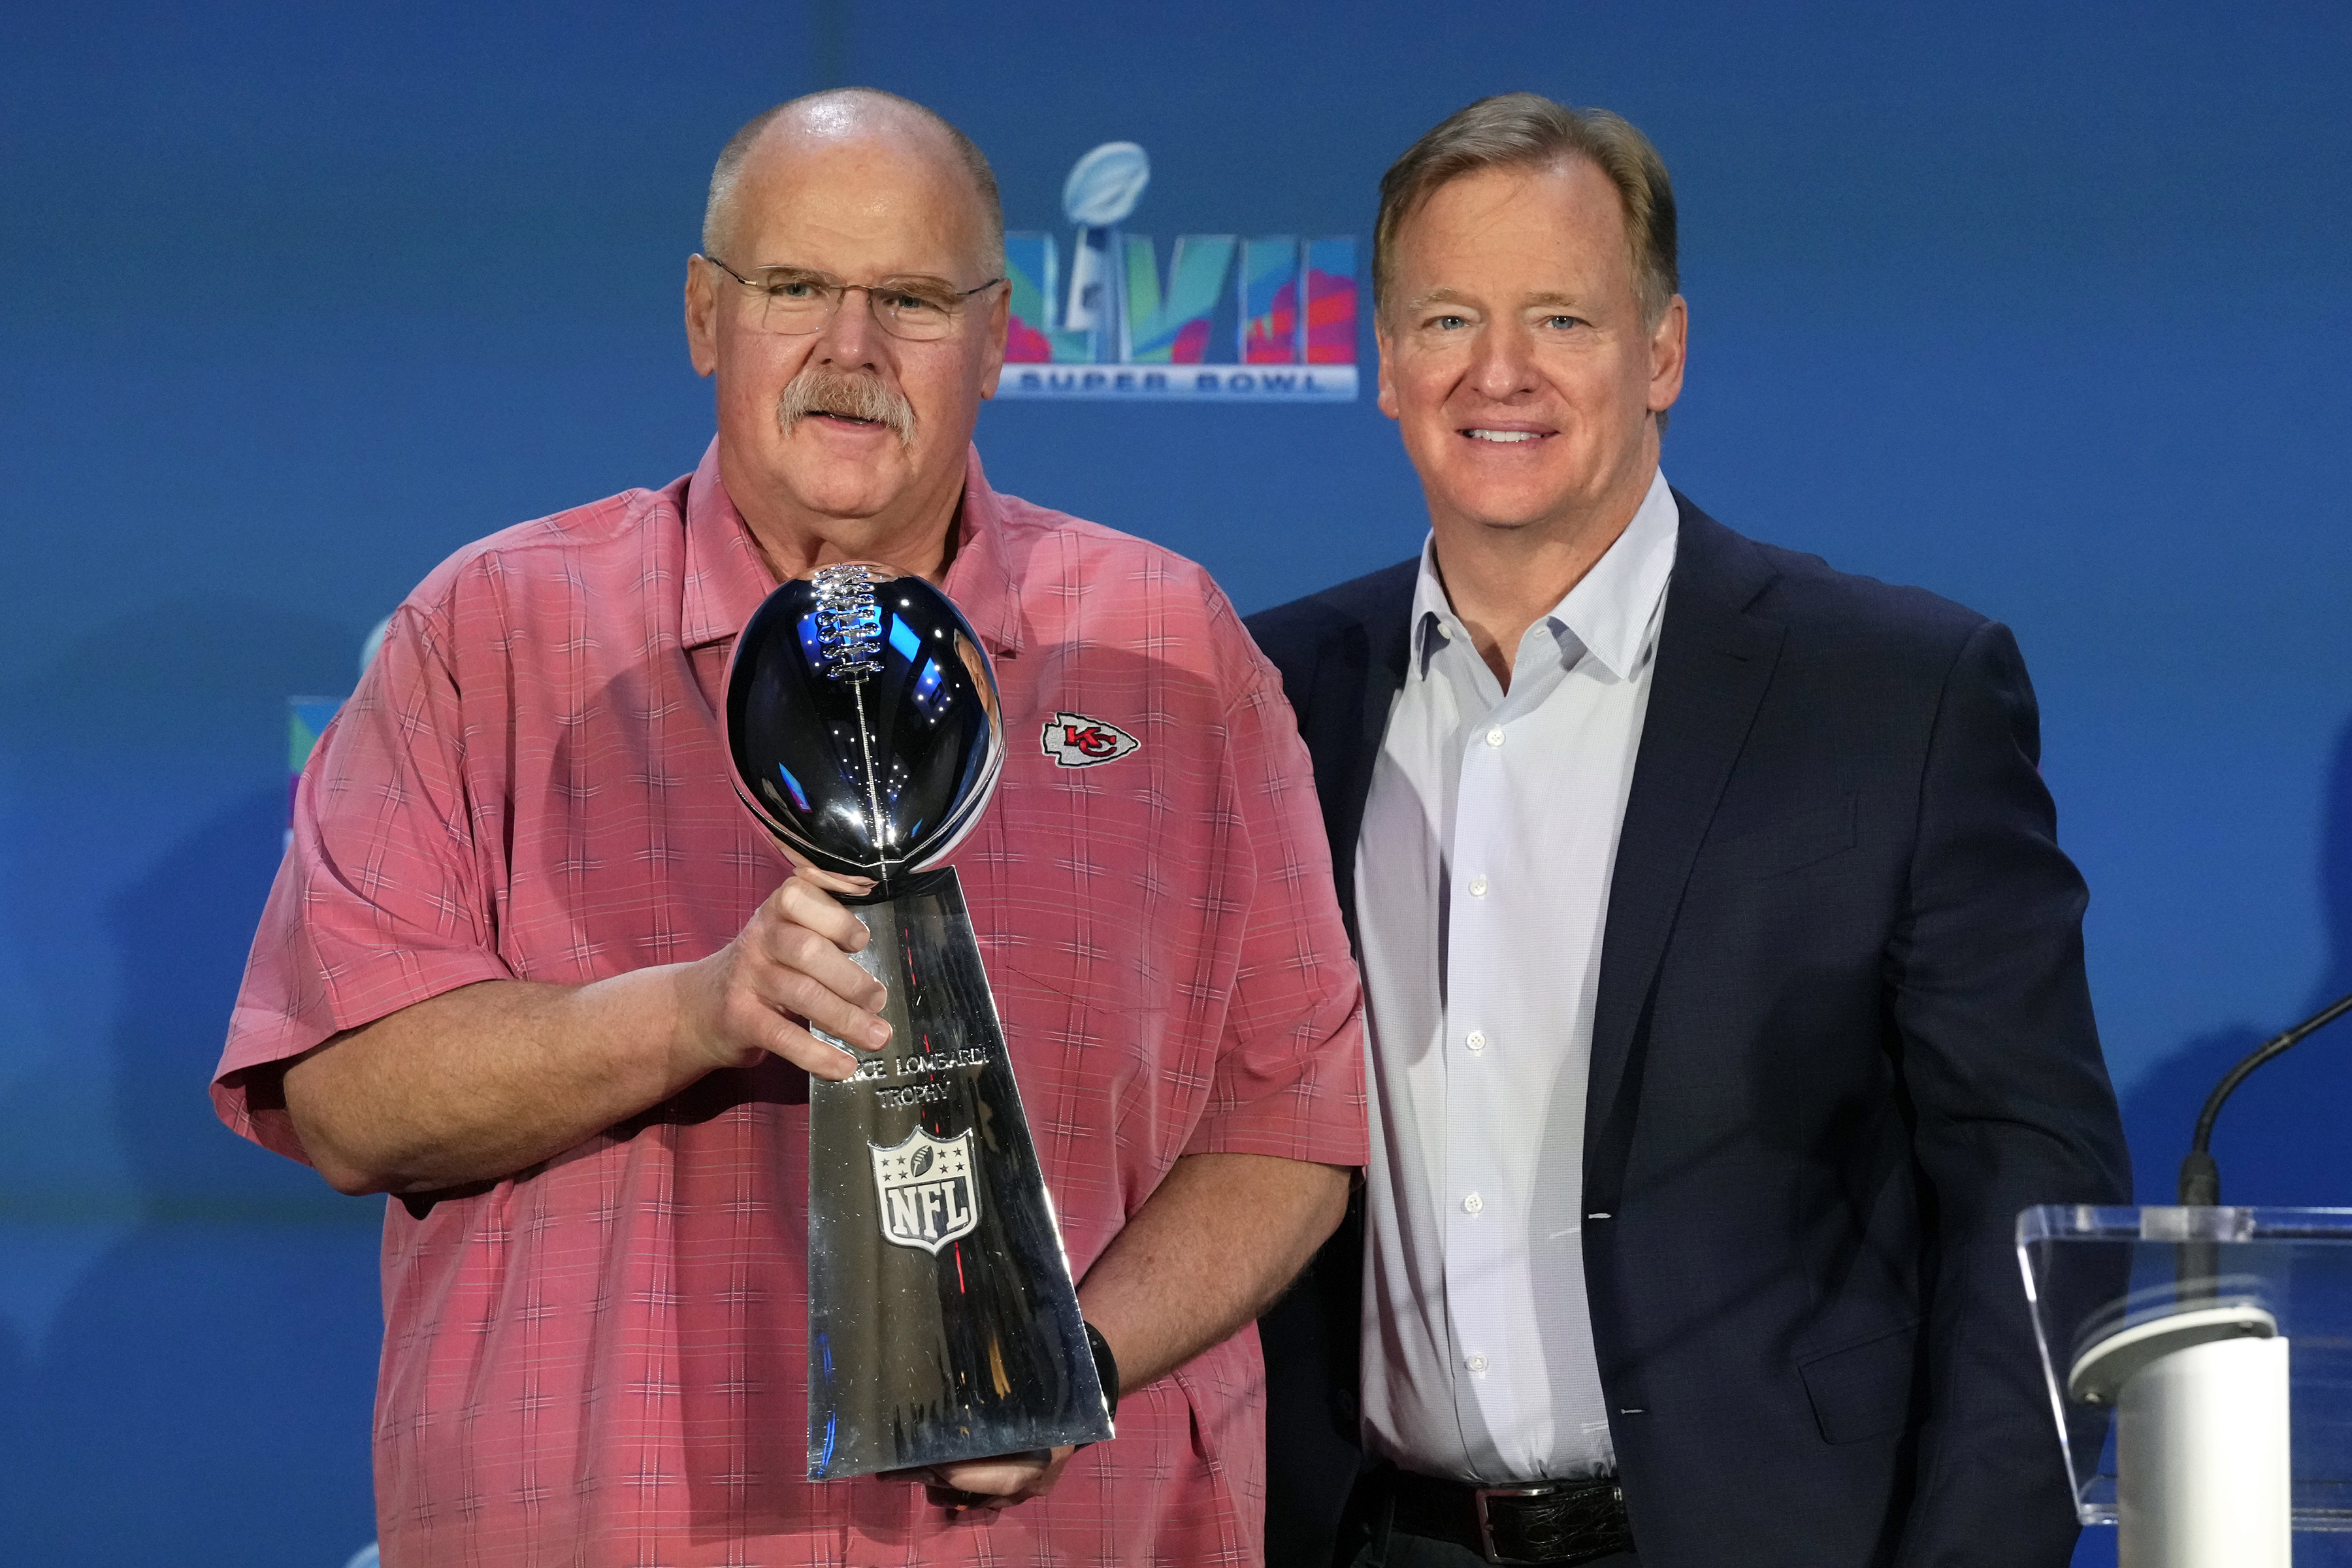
[724,563,1005,881]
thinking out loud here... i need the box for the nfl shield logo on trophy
[870,1128,981,1254]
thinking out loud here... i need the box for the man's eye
[885,293,949,317]
[1428,315,1468,331]
[1542,314,1584,330]
[770,278,825,300]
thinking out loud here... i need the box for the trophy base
[805,867,1113,1479]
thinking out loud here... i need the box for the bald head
[683,87,1013,587]
[702,89,1004,275]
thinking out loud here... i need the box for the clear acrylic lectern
[2019,1205,2352,1567]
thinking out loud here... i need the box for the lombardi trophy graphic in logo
[1000,142,1358,400]
[1058,141,1150,351]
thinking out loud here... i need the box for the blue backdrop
[3,3,2348,1562]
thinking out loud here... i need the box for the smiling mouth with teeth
[1465,429,1543,442]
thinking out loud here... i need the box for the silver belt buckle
[1473,1482,1553,1565]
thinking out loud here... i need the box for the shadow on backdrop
[5,785,382,1564]
[2121,710,2352,1206]
[0,598,383,1565]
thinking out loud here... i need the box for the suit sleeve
[1887,619,2131,1566]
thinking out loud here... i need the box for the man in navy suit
[1248,94,2129,1568]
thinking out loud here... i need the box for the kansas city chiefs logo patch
[1041,711,1139,768]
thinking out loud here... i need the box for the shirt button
[1465,1030,1487,1053]
[1468,875,1489,897]
[1466,1352,1490,1373]
[1463,1192,1484,1215]
[1486,727,1506,747]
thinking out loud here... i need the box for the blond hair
[1373,92,1678,326]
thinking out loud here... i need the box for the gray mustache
[777,368,917,447]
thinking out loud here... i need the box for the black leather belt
[1380,1463,1635,1565]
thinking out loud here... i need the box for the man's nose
[811,286,886,367]
[1467,317,1538,400]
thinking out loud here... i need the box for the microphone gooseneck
[2176,987,2352,1205]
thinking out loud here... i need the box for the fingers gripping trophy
[724,562,1114,1480]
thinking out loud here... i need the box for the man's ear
[977,278,1010,400]
[1646,293,1687,415]
[1375,320,1400,421]
[685,255,719,379]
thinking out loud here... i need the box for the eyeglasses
[700,255,1003,342]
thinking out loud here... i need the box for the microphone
[2176,987,2352,1205]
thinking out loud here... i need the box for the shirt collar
[679,439,1025,657]
[939,445,1024,657]
[1410,468,1680,682]
[1407,542,1454,679]
[679,439,777,651]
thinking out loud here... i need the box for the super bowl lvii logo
[999,142,1357,401]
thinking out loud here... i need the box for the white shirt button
[1463,1192,1484,1215]
[1486,727,1506,747]
[1465,1030,1486,1053]
[1465,1352,1490,1373]
[1468,875,1489,897]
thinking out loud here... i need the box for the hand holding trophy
[723,562,1114,1480]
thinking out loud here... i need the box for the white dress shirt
[1356,469,1678,1483]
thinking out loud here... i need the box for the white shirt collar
[1409,469,1680,682]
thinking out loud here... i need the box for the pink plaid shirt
[214,441,1366,1567]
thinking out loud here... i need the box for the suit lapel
[1311,571,1414,949]
[1584,498,1785,1191]
[1340,617,1410,939]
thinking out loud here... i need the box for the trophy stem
[804,867,1112,1478]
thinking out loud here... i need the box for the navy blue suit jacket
[1245,495,2130,1568]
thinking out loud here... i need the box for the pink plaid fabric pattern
[214,441,1367,1567]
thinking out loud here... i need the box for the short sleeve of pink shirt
[218,562,513,1162]
[214,442,1366,1568]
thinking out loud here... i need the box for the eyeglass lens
[740,269,966,341]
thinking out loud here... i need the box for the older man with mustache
[214,90,1364,1567]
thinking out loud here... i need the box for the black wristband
[1084,1321,1120,1416]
